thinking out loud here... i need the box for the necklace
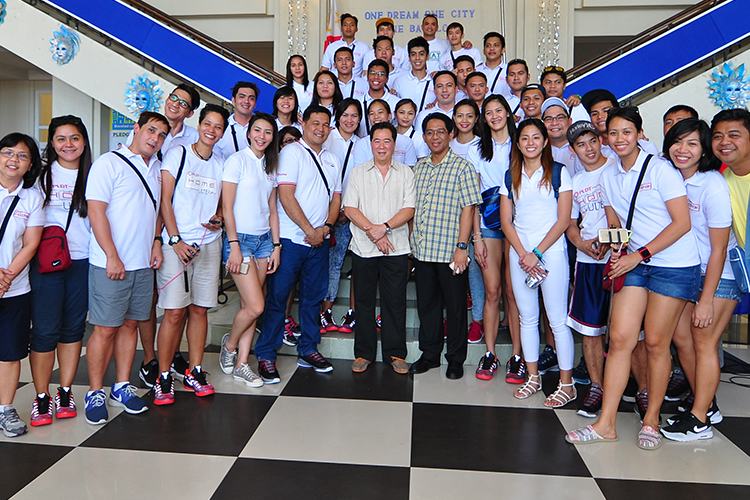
[192,144,211,161]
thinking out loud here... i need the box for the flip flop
[566,425,619,445]
[637,425,662,450]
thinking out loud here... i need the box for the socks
[113,381,129,392]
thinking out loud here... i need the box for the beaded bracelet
[532,247,543,260]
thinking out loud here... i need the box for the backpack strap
[551,161,563,200]
[505,168,513,201]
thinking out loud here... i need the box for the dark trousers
[352,253,409,362]
[414,259,468,363]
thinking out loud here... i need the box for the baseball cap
[566,121,598,145]
[376,17,395,29]
[520,84,547,99]
[541,97,569,117]
[581,89,618,113]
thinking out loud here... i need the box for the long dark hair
[286,54,309,87]
[310,70,343,111]
[509,118,553,196]
[40,116,92,217]
[248,112,279,174]
[664,118,721,173]
[478,94,516,161]
[272,86,300,124]
[453,99,482,139]
[0,133,42,190]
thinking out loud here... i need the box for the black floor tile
[60,350,147,389]
[281,358,413,402]
[212,458,410,499]
[0,442,73,499]
[80,392,275,456]
[596,478,750,500]
[411,403,591,477]
[715,416,750,458]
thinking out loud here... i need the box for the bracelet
[472,236,484,242]
[272,242,282,248]
[227,239,239,244]
[532,247,543,260]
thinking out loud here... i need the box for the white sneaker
[234,363,264,388]
[219,333,237,374]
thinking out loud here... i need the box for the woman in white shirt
[499,118,575,407]
[28,116,92,427]
[0,133,44,437]
[352,100,417,167]
[661,118,737,442]
[566,107,700,450]
[310,70,343,127]
[286,55,314,113]
[219,112,281,388]
[272,86,302,132]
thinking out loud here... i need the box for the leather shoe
[446,361,464,380]
[409,356,440,374]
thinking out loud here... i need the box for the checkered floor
[3,344,750,499]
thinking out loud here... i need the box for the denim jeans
[255,238,329,361]
[468,241,485,322]
[325,221,352,302]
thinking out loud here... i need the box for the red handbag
[602,259,625,293]
[36,205,74,273]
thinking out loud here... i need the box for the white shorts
[157,237,221,309]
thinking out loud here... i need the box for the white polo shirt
[684,170,735,279]
[552,144,584,178]
[86,148,162,271]
[477,62,511,98]
[570,157,617,264]
[414,105,453,141]
[222,147,277,236]
[162,146,223,245]
[293,81,315,113]
[499,162,573,253]
[0,184,44,297]
[450,136,480,160]
[125,124,198,156]
[467,137,511,230]
[215,114,249,160]
[40,162,91,260]
[357,91,401,137]
[276,140,342,246]
[439,47,483,71]
[321,39,371,77]
[361,45,411,74]
[600,149,700,268]
[391,71,436,114]
[569,103,591,123]
[338,76,368,101]
[275,118,302,133]
[352,133,417,170]
[426,37,451,73]
[601,139,660,160]
[324,128,359,194]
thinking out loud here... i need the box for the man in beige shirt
[343,122,415,374]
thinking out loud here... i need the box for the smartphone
[208,219,221,225]
[448,257,471,272]
[239,256,251,275]
[598,228,632,245]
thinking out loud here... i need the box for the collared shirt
[39,161,91,260]
[357,91,401,137]
[321,38,371,77]
[477,61,511,98]
[391,71,436,114]
[0,183,44,297]
[86,148,162,271]
[414,106,453,145]
[125,124,198,156]
[552,144,584,177]
[215,114,249,160]
[352,133,417,169]
[724,167,750,249]
[361,45,411,74]
[338,76,368,100]
[324,128,359,193]
[343,159,415,258]
[412,149,481,262]
[293,80,315,113]
[439,47,483,71]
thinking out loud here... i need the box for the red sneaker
[468,321,484,343]
[30,394,53,427]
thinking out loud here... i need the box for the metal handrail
[567,0,727,81]
[118,0,286,87]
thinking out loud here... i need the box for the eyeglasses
[168,94,191,110]
[0,149,31,161]
[543,114,568,124]
[369,71,386,77]
[281,138,298,145]
[424,129,448,138]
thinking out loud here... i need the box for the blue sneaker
[84,390,109,425]
[108,384,148,414]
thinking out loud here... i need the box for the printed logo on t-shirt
[688,199,700,212]
[574,184,604,215]
[185,171,218,196]
[13,209,30,221]
[639,182,652,192]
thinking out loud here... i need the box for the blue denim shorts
[701,275,744,302]
[623,263,701,302]
[481,227,505,240]
[223,231,273,264]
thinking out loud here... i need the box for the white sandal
[514,374,541,399]
[544,381,577,408]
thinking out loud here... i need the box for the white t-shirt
[161,146,223,245]
[338,76,368,101]
[477,61,511,98]
[391,71,436,114]
[352,133,417,170]
[600,149,700,268]
[361,45,411,74]
[357,91,401,137]
[467,137,511,230]
[85,149,162,271]
[324,128,359,194]
[276,140,342,246]
[570,157,617,264]
[552,144,584,178]
[439,47,483,71]
[500,163,573,253]
[293,80,315,113]
[125,124,198,156]
[222,147,277,236]
[0,184,44,297]
[39,162,91,260]
[426,37,451,73]
[215,114,249,160]
[684,170,735,279]
[569,103,591,123]
[321,39,371,77]
[450,136,480,160]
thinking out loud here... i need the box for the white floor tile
[184,353,298,396]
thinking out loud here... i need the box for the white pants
[509,246,574,371]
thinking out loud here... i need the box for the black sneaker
[621,377,638,403]
[283,328,299,347]
[139,358,159,388]
[577,384,603,418]
[661,413,712,442]
[258,359,281,384]
[572,356,591,385]
[538,344,558,375]
[171,352,190,381]
[671,396,722,425]
[286,315,302,338]
[338,309,355,334]
[634,389,661,425]
[297,351,334,373]
[664,368,690,401]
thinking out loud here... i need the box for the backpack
[504,161,564,201]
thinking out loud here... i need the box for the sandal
[565,425,619,444]
[637,425,662,450]
[544,381,577,408]
[514,374,541,399]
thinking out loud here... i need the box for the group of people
[0,13,748,455]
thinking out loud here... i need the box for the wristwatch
[154,236,163,244]
[456,242,468,250]
[168,234,182,246]
[384,222,392,235]
[637,246,652,263]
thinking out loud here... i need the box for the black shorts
[0,293,31,361]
